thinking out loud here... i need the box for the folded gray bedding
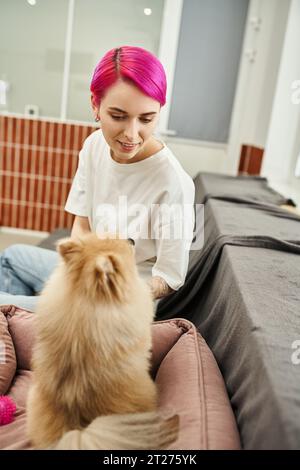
[190,244,300,449]
[193,171,296,206]
[157,197,300,317]
[156,173,300,449]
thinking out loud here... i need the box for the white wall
[262,0,300,190]
[163,138,227,178]
[225,0,291,174]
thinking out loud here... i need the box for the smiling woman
[90,46,166,164]
[94,81,164,164]
[0,45,195,312]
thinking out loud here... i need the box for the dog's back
[27,234,159,448]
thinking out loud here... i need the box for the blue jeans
[0,244,59,312]
[0,244,159,312]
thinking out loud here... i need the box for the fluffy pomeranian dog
[26,234,178,449]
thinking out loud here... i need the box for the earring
[95,116,100,122]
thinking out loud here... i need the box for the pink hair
[90,46,167,108]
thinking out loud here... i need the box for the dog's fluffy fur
[26,234,178,449]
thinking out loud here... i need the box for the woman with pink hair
[0,46,195,309]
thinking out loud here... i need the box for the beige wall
[225,0,291,174]
[262,0,300,190]
[161,137,227,178]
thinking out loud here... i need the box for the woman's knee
[1,244,36,267]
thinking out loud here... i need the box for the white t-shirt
[65,129,195,290]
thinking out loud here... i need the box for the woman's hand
[148,276,174,300]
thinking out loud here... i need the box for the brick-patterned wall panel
[0,116,95,232]
[238,144,264,175]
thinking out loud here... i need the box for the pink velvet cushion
[0,306,240,450]
[152,320,241,449]
[0,307,17,395]
[0,306,34,449]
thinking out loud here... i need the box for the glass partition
[67,0,164,122]
[0,0,69,118]
[0,0,165,122]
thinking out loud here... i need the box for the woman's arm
[71,216,91,240]
[148,276,175,300]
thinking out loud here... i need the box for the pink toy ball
[0,396,16,425]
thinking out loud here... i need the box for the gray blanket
[157,229,300,319]
[156,181,300,449]
[190,244,300,449]
[194,171,296,206]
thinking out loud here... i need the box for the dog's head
[56,234,136,303]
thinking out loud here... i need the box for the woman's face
[94,80,161,163]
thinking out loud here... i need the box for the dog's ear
[57,238,82,261]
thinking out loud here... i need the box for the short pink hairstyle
[90,46,167,108]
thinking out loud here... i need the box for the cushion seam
[195,333,209,449]
[155,318,208,448]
